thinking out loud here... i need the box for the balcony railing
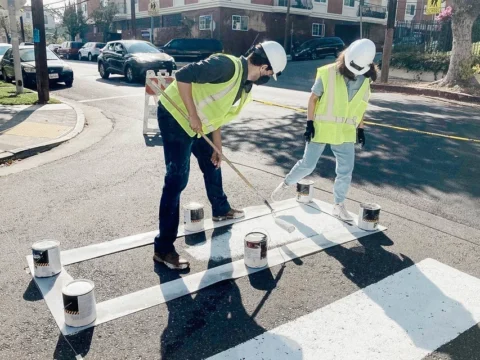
[358,4,387,19]
[276,0,313,10]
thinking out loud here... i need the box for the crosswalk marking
[207,259,480,360]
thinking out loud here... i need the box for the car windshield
[96,43,106,48]
[125,42,159,54]
[298,40,316,50]
[0,45,10,55]
[20,48,59,62]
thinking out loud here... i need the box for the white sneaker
[333,203,354,223]
[271,182,289,202]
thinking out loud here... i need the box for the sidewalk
[0,103,84,164]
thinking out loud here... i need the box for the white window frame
[82,3,87,13]
[343,0,354,7]
[232,15,248,31]
[407,4,415,15]
[312,23,325,37]
[199,15,212,31]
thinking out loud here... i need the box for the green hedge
[391,52,480,76]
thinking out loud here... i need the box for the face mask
[254,75,271,86]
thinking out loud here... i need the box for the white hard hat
[345,39,376,76]
[260,41,287,81]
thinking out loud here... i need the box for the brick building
[80,0,451,55]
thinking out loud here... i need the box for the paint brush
[149,77,295,233]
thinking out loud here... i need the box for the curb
[0,100,85,164]
[372,83,480,105]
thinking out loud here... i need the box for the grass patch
[0,81,60,105]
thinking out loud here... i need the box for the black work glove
[304,120,315,143]
[357,128,366,148]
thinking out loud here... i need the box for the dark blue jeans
[154,104,231,254]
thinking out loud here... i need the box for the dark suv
[57,41,84,60]
[159,38,223,61]
[292,37,345,61]
[98,40,177,83]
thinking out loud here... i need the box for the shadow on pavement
[53,328,94,360]
[143,134,163,147]
[0,105,37,133]
[22,280,44,302]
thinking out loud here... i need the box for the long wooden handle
[149,78,274,212]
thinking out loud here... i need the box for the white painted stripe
[77,94,144,103]
[62,221,385,335]
[208,259,480,360]
[59,198,300,265]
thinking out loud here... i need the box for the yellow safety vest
[160,54,252,137]
[312,64,370,145]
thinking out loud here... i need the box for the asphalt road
[0,59,479,360]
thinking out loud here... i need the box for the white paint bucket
[244,232,268,268]
[62,279,97,328]
[296,180,314,203]
[184,202,205,232]
[31,240,61,278]
[358,203,381,231]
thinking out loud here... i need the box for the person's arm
[177,82,202,133]
[307,93,319,121]
[211,128,222,168]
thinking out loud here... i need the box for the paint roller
[150,78,295,234]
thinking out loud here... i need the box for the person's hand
[189,114,203,133]
[304,120,315,143]
[211,152,222,169]
[357,128,366,148]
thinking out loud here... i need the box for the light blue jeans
[284,142,355,204]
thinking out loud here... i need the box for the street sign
[141,29,151,38]
[148,0,158,15]
[33,28,39,43]
[425,0,444,15]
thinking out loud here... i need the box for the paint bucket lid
[297,179,314,186]
[360,203,381,211]
[63,279,95,296]
[245,232,268,244]
[32,240,60,251]
[184,202,204,210]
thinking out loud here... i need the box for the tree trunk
[440,10,476,86]
[284,0,291,53]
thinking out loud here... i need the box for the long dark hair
[336,49,378,82]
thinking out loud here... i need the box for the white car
[0,43,11,74]
[78,42,106,62]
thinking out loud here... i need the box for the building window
[278,0,287,5]
[163,14,182,27]
[232,15,248,31]
[344,0,354,7]
[82,3,87,13]
[314,0,327,3]
[26,12,31,19]
[407,4,415,15]
[312,23,325,37]
[199,15,212,30]
[44,15,48,24]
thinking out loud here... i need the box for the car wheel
[65,80,73,87]
[78,53,82,61]
[311,52,318,60]
[125,66,135,83]
[88,53,93,62]
[3,69,11,83]
[99,63,110,79]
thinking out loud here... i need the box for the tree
[62,3,87,41]
[0,15,10,43]
[439,1,480,87]
[91,2,118,42]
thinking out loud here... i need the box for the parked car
[57,41,84,60]
[159,38,223,61]
[98,40,176,83]
[0,43,11,75]
[78,42,106,61]
[1,45,74,87]
[292,37,345,61]
[48,44,61,54]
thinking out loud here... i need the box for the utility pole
[380,0,397,83]
[20,15,25,42]
[150,16,153,43]
[31,0,49,103]
[7,0,23,94]
[359,0,364,39]
[283,0,291,53]
[130,0,136,39]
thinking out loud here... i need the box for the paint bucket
[244,232,268,268]
[296,180,314,203]
[184,202,205,232]
[358,203,381,231]
[31,240,61,278]
[62,279,97,328]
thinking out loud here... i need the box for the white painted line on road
[184,200,362,261]
[59,198,300,265]
[77,94,144,103]
[207,258,480,360]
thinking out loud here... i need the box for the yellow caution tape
[254,99,480,144]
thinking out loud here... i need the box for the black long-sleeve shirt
[175,55,251,104]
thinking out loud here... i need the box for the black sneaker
[153,251,190,270]
[212,208,245,222]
